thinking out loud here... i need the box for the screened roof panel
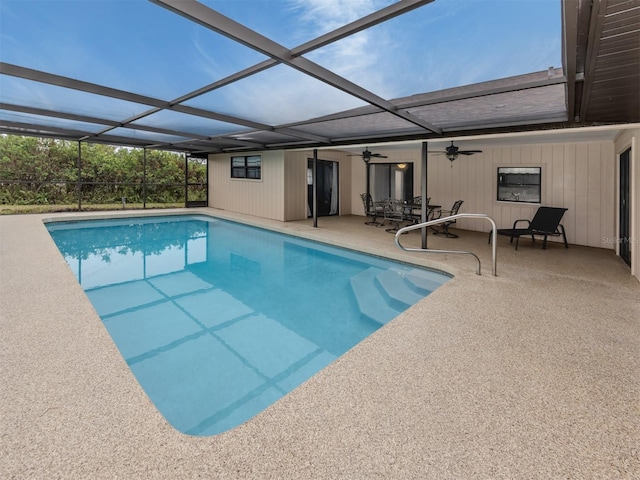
[293,112,419,139]
[0,0,269,99]
[305,0,562,99]
[105,127,192,146]
[0,77,151,122]
[199,0,395,49]
[130,110,251,138]
[407,84,568,130]
[0,110,108,136]
[226,129,318,148]
[182,63,368,125]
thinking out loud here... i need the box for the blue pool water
[46,215,450,436]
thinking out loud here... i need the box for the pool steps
[349,268,434,325]
[403,271,448,294]
[376,270,425,308]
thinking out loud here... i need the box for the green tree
[0,135,207,210]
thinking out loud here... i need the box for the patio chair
[381,199,411,233]
[360,193,384,225]
[412,196,432,205]
[490,206,569,250]
[405,196,430,224]
[432,200,464,238]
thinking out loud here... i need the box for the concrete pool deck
[1,208,639,479]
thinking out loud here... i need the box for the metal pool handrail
[394,213,498,276]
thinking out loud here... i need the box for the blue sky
[0,0,562,130]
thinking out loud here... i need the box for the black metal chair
[381,199,411,233]
[360,193,384,225]
[406,196,430,224]
[490,206,568,250]
[432,200,464,238]
[410,196,431,205]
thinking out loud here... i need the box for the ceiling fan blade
[458,150,483,155]
[347,149,388,158]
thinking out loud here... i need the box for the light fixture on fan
[397,163,407,169]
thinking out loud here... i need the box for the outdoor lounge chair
[490,206,569,250]
[432,200,464,238]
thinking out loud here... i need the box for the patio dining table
[403,203,441,224]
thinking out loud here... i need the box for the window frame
[231,155,261,180]
[496,166,542,204]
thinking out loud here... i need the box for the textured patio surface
[1,208,639,479]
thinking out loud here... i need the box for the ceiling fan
[431,141,482,165]
[348,147,388,162]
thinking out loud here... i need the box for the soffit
[567,0,640,124]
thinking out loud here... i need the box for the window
[231,155,261,179]
[497,167,541,203]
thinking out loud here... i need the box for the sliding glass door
[370,163,414,202]
[307,159,339,217]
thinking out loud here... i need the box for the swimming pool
[46,214,450,436]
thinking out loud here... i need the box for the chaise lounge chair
[491,206,569,250]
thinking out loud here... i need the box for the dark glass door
[620,148,631,266]
[308,159,339,217]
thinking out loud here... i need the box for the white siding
[282,152,308,221]
[208,150,286,221]
[355,140,620,250]
[208,149,351,222]
[423,141,617,249]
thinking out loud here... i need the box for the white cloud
[282,0,398,104]
[201,0,393,125]
[289,0,383,30]
[217,65,366,125]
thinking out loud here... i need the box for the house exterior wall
[425,141,616,250]
[361,140,618,250]
[615,127,640,281]
[208,149,350,222]
[208,150,286,221]
[284,150,352,221]
[208,135,637,279]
